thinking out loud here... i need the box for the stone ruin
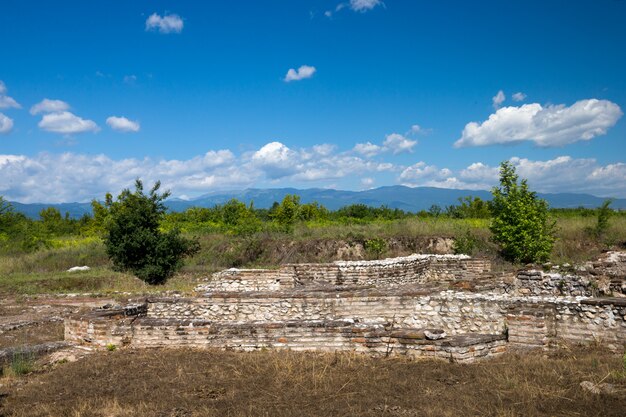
[65,252,626,362]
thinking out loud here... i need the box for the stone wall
[198,254,492,293]
[66,291,626,355]
[506,297,626,349]
[64,253,626,361]
[513,251,626,297]
[147,290,506,336]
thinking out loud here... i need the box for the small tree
[490,161,556,264]
[272,194,301,232]
[102,180,199,285]
[594,199,613,237]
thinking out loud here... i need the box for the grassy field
[0,216,624,295]
[0,347,624,416]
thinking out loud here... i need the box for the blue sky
[1,0,625,202]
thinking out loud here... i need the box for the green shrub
[364,238,387,259]
[3,351,36,376]
[452,230,477,255]
[594,199,612,238]
[100,180,200,285]
[490,161,556,264]
[272,195,301,232]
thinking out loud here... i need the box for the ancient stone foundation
[66,253,626,362]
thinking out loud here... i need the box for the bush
[100,180,199,285]
[364,238,387,259]
[594,199,612,238]
[490,161,556,264]
[452,230,478,255]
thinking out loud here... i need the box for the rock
[424,329,446,340]
[67,266,90,272]
[580,380,616,395]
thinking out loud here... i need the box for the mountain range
[8,186,626,219]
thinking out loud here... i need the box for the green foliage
[364,237,387,259]
[3,351,36,376]
[452,230,478,255]
[297,202,329,222]
[428,204,442,217]
[221,199,263,235]
[490,161,556,264]
[446,196,491,219]
[106,343,117,351]
[272,195,301,232]
[331,204,411,223]
[102,180,200,285]
[594,199,612,237]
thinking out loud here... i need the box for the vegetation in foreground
[0,347,624,416]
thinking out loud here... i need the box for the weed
[452,229,478,255]
[364,238,387,259]
[106,343,117,352]
[2,351,36,377]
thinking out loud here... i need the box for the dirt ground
[0,296,123,349]
[0,347,624,417]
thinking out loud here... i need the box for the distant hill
[8,186,626,219]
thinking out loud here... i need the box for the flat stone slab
[581,297,626,307]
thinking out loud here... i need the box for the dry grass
[0,321,64,349]
[0,269,201,296]
[0,347,624,416]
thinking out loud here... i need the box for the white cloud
[512,92,527,102]
[0,113,14,134]
[326,0,382,17]
[410,124,422,134]
[251,141,298,179]
[354,133,417,157]
[455,99,623,148]
[38,111,99,134]
[398,156,626,198]
[0,140,400,202]
[30,99,70,115]
[350,0,382,12]
[361,177,374,188]
[284,65,316,82]
[123,75,137,85]
[492,90,506,110]
[1,146,625,203]
[145,13,184,34]
[312,144,336,156]
[399,162,452,184]
[106,116,140,133]
[353,141,383,157]
[383,133,417,154]
[0,81,21,110]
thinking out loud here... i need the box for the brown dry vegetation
[1,347,625,417]
[0,322,63,349]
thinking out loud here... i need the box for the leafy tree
[428,204,442,218]
[446,196,491,219]
[221,199,262,235]
[297,202,329,222]
[102,180,199,285]
[490,161,556,263]
[594,199,613,237]
[39,207,66,235]
[272,194,301,232]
